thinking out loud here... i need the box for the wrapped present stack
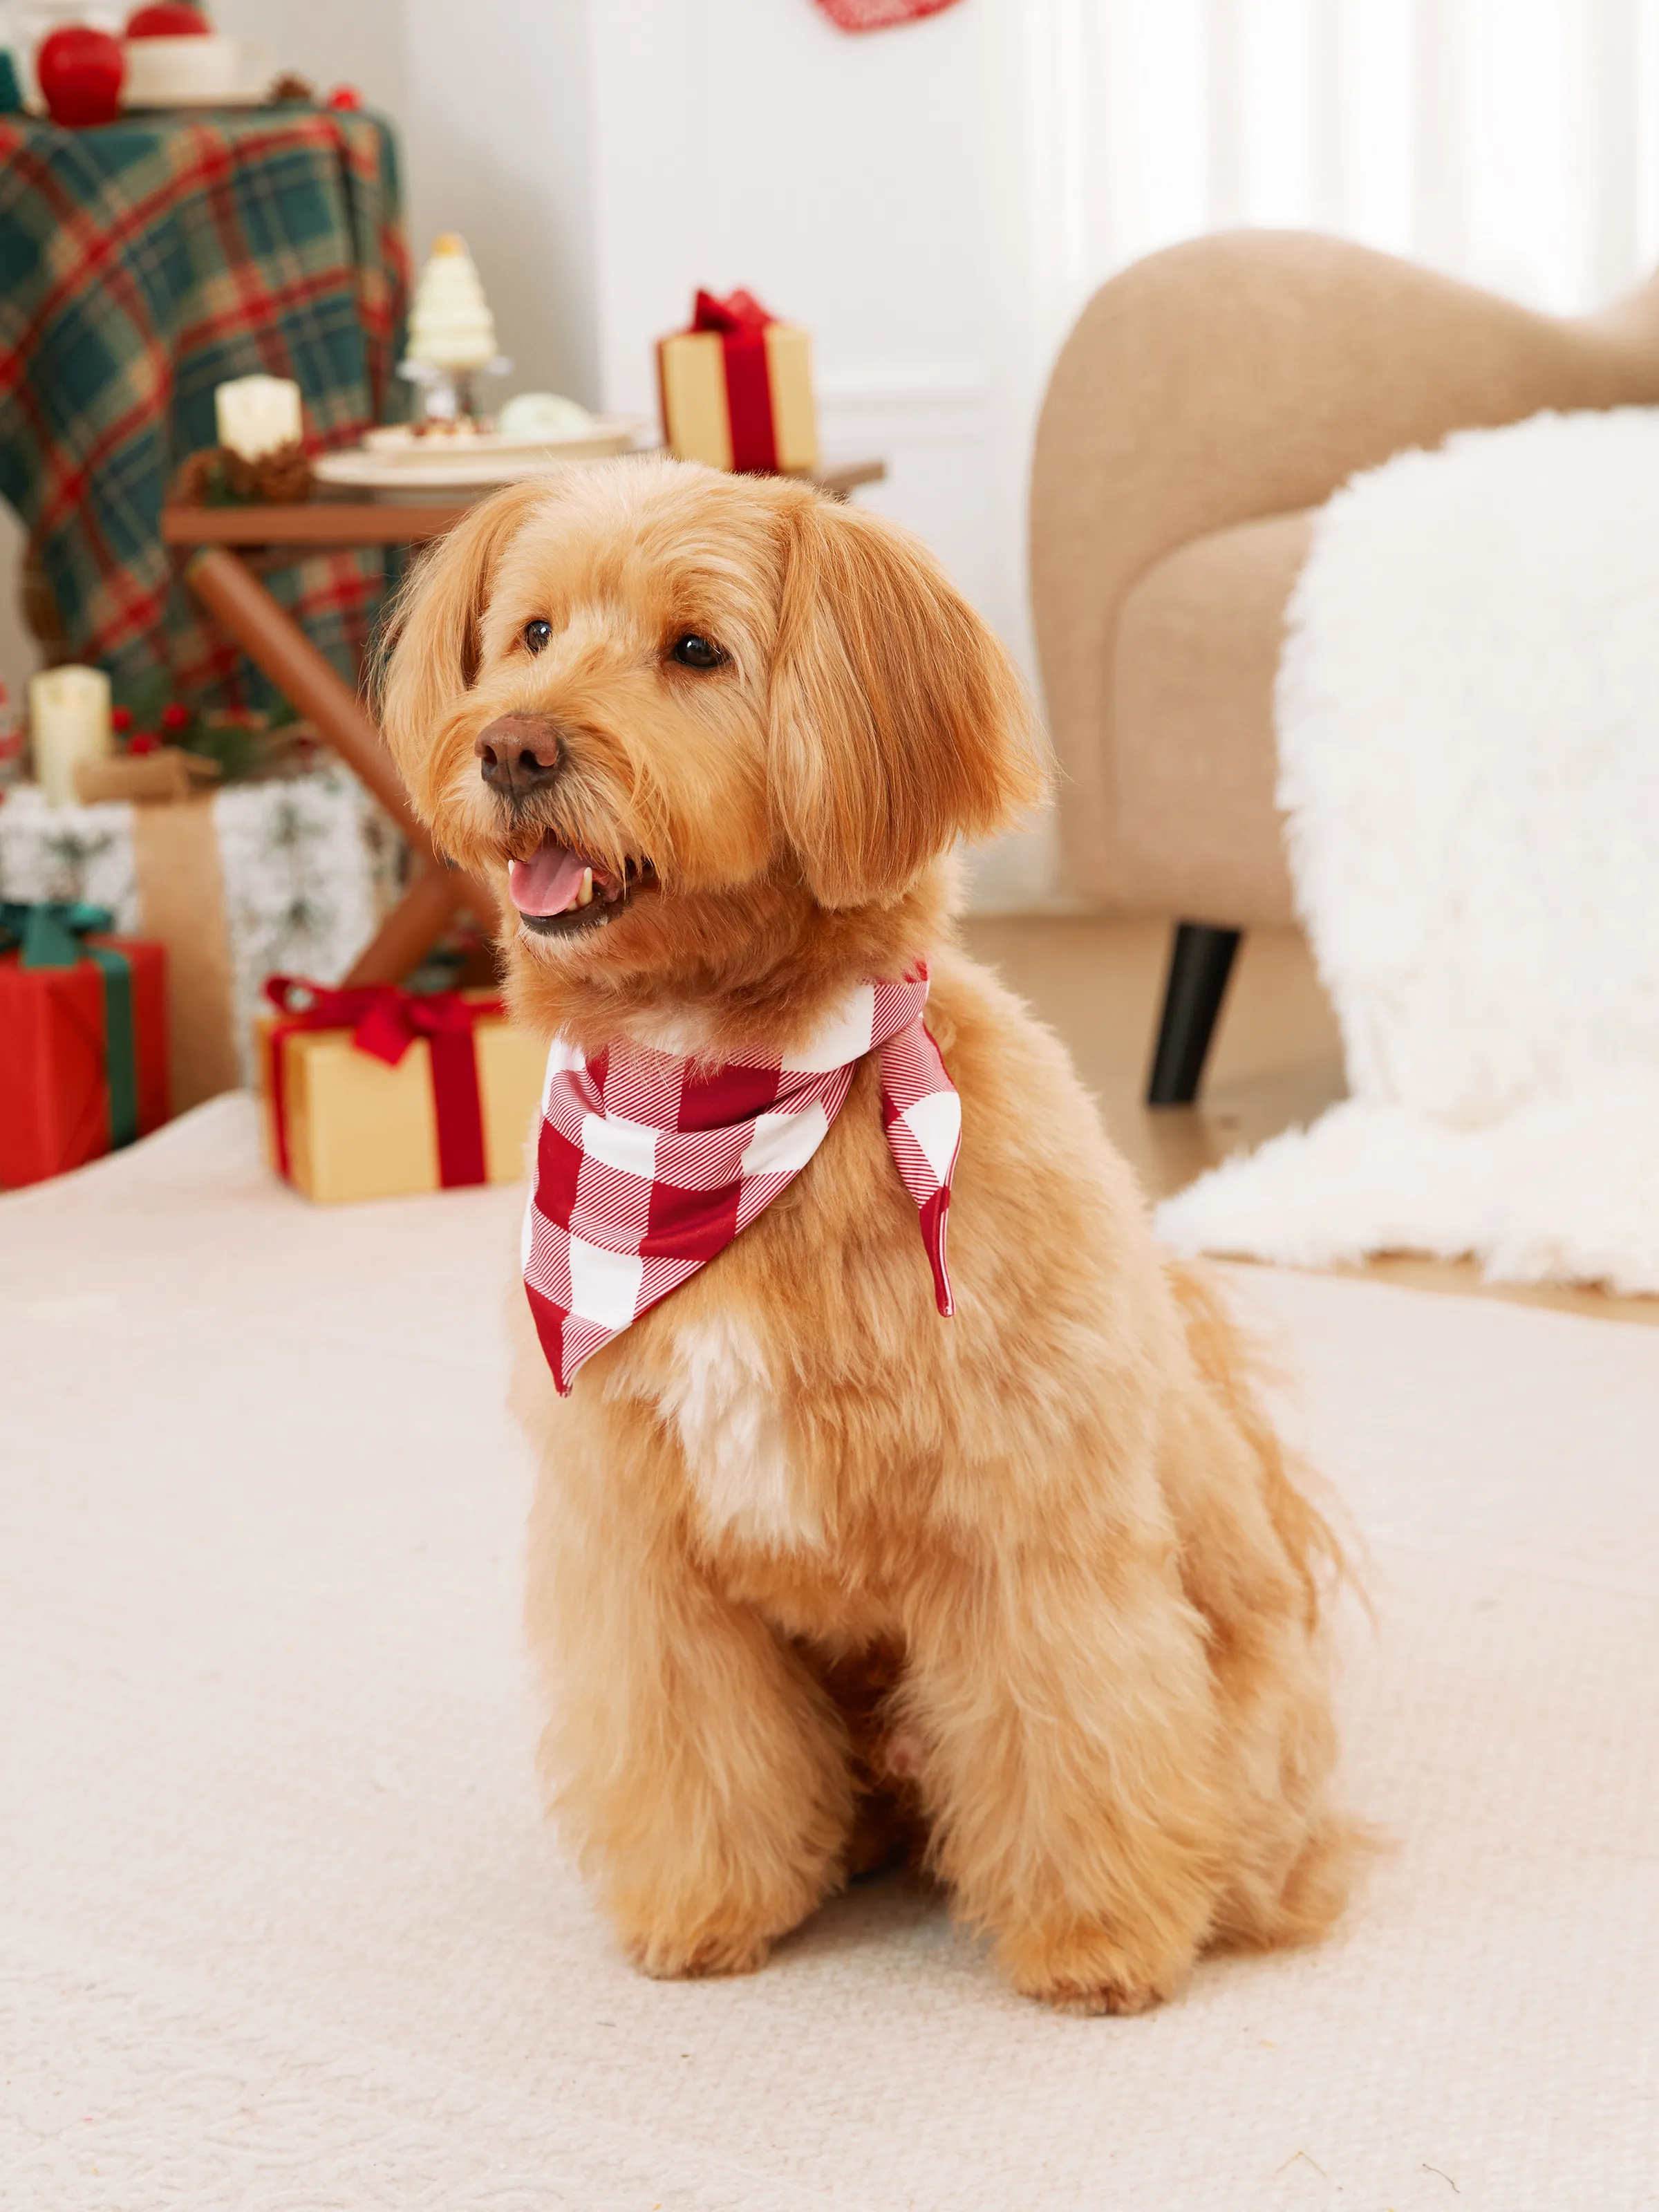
[657,289,818,475]
[0,899,169,1188]
[258,976,547,1203]
[0,656,537,1201]
[0,764,400,1122]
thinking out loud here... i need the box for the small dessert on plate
[497,391,596,442]
[319,389,644,497]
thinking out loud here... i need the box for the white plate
[355,416,645,468]
[313,443,644,503]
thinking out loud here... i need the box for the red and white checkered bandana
[522,968,959,1395]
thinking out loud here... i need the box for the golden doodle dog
[381,456,1356,2014]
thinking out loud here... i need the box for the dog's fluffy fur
[380,458,1356,2012]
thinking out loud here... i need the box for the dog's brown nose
[475,714,561,798]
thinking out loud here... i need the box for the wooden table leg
[341,857,470,986]
[182,545,502,969]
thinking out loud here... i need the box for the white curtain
[1021,0,1659,344]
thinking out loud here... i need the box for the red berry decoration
[128,731,160,755]
[160,701,189,731]
[37,26,125,126]
[111,706,133,733]
[326,84,363,111]
[124,3,209,33]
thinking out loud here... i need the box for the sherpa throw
[1158,407,1659,1294]
[523,971,960,1393]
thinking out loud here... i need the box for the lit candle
[214,374,303,460]
[29,665,113,808]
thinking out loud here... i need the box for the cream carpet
[3,1099,1656,2211]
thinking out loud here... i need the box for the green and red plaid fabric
[0,106,409,704]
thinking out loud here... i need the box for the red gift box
[0,933,169,1188]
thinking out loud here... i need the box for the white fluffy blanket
[1158,409,1659,1293]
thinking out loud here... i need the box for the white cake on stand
[400,233,507,426]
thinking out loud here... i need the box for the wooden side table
[161,460,886,986]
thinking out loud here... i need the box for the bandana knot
[522,968,959,1394]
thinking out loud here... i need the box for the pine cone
[173,449,218,503]
[219,447,261,501]
[171,442,312,505]
[253,441,314,503]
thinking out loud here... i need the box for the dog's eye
[523,619,552,655]
[670,633,724,671]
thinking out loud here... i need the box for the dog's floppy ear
[767,494,1048,906]
[378,478,550,791]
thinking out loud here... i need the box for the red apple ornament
[124,3,209,32]
[38,26,125,126]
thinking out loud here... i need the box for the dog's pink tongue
[509,838,586,916]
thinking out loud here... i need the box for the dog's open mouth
[507,835,657,939]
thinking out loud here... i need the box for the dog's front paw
[622,1918,776,1981]
[1037,1974,1173,2018]
[1002,1923,1194,2017]
[599,1819,845,1984]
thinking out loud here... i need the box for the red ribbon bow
[263,976,505,1191]
[690,288,779,474]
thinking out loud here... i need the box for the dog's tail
[1165,1259,1353,1631]
[1167,1259,1379,1948]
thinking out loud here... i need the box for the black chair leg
[1146,922,1241,1106]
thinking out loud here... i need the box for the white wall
[401,0,599,409]
[209,0,599,401]
[581,0,1012,639]
[210,0,406,118]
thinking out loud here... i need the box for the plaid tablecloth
[0,106,409,704]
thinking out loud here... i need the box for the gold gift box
[658,322,818,474]
[256,991,547,1203]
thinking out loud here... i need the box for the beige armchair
[1030,229,1659,1099]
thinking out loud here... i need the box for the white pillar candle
[29,665,113,808]
[214,374,303,460]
